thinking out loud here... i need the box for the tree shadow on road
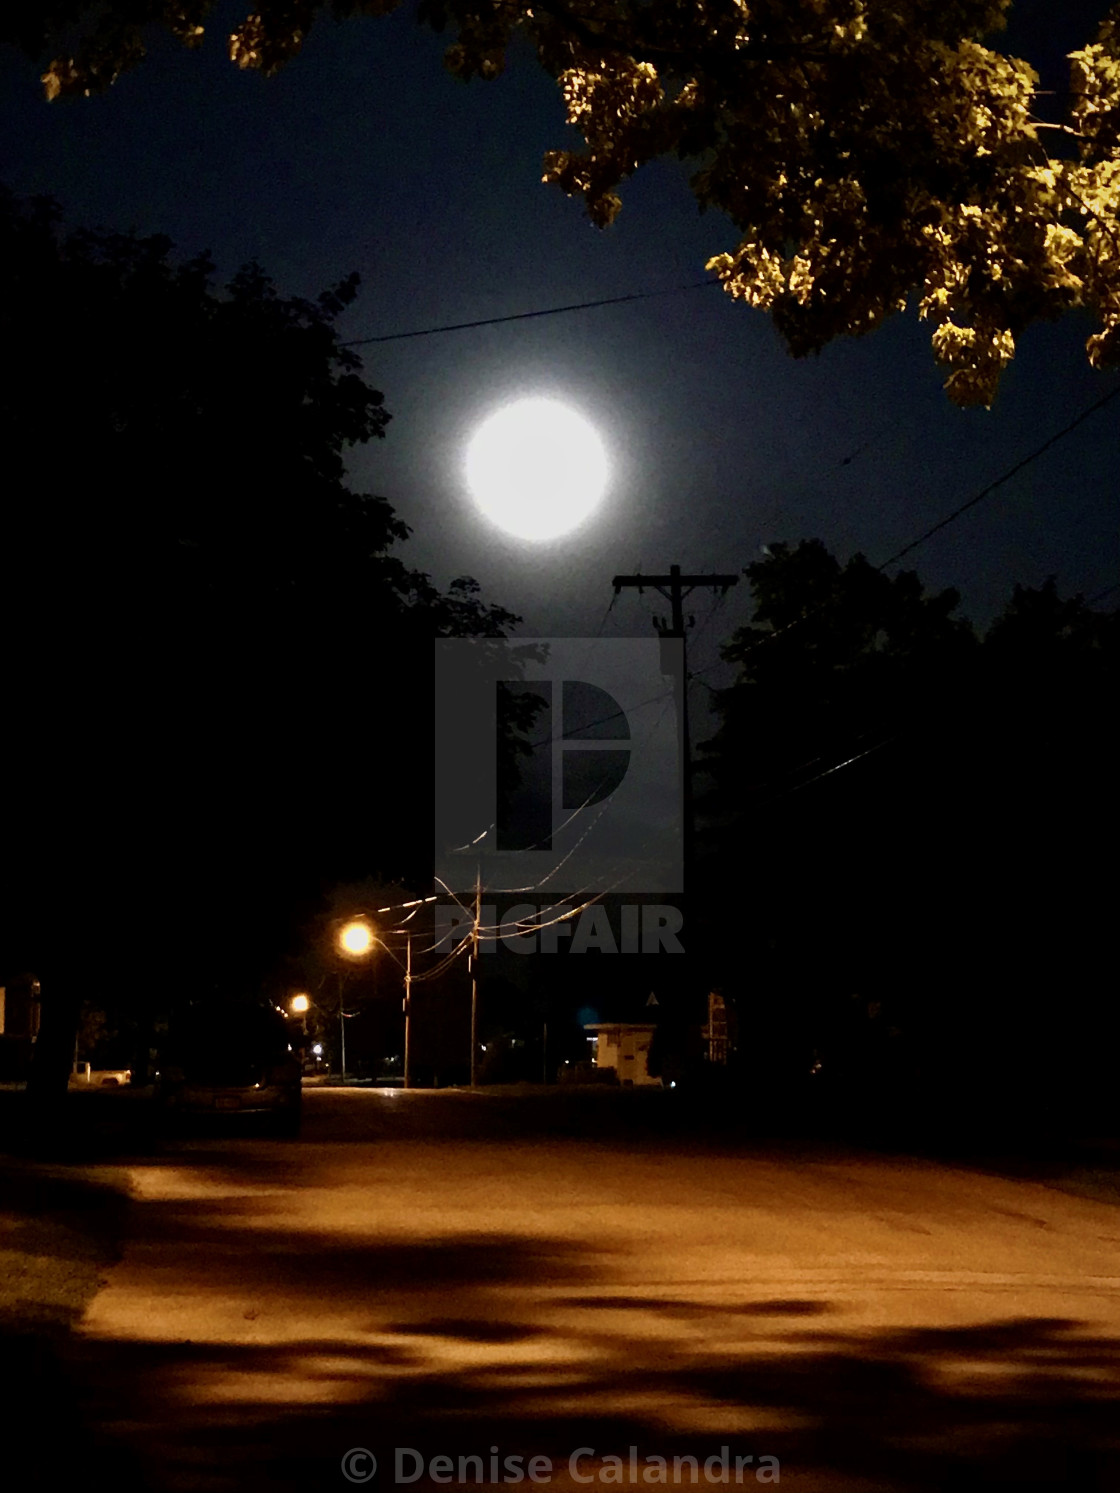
[58,1197,1120,1493]
[0,1158,129,1489]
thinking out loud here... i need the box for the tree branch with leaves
[9,0,1120,403]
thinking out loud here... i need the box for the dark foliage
[0,187,518,1093]
[696,541,1118,1137]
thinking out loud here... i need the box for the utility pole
[611,565,738,878]
[339,969,348,1084]
[403,933,412,1090]
[469,872,481,1087]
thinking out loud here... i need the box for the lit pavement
[68,1089,1120,1493]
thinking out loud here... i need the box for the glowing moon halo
[465,397,609,541]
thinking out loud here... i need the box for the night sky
[4,0,1117,679]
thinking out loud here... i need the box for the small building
[584,1022,660,1086]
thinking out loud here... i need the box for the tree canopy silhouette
[9,0,1120,404]
[0,188,518,1094]
[695,540,1117,1134]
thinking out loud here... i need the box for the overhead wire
[695,375,1120,802]
[353,273,1115,742]
[687,376,1120,692]
[378,302,1115,925]
[877,381,1120,570]
[836,382,948,467]
[339,279,720,348]
[555,378,1120,811]
[780,734,899,795]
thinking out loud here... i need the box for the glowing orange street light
[290,993,310,1015]
[338,919,375,957]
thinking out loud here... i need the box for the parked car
[156,999,301,1136]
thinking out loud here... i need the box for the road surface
[65,1088,1120,1492]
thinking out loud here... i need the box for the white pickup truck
[68,1062,132,1089]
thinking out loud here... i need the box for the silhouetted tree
[0,188,518,1106]
[696,543,1117,1137]
[700,539,976,818]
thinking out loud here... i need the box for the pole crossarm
[612,565,739,637]
[611,571,739,593]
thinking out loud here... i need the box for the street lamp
[336,920,377,1080]
[334,913,418,1090]
[288,992,311,1075]
[339,919,375,957]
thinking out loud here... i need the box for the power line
[783,735,898,795]
[502,378,1118,764]
[878,381,1120,571]
[836,383,947,467]
[693,378,1120,686]
[694,388,1120,800]
[686,585,731,658]
[340,279,719,347]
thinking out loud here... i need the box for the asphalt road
[64,1088,1120,1493]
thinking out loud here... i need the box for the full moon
[465,397,610,541]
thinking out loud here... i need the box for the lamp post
[339,971,347,1082]
[403,933,413,1091]
[337,919,375,1082]
[289,992,310,1071]
[377,924,414,1089]
[334,912,423,1090]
